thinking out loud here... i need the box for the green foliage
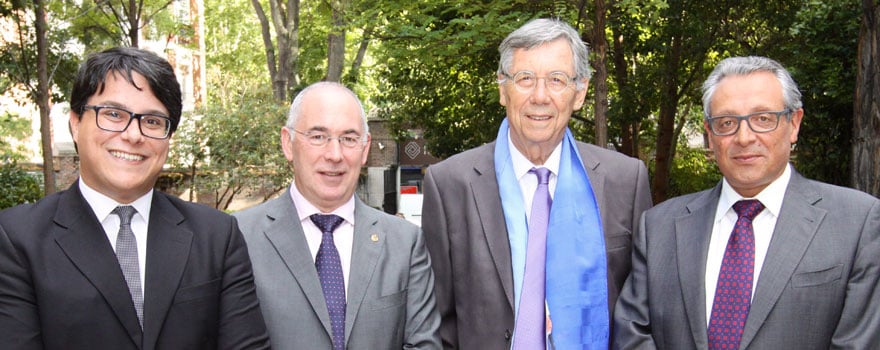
[0,111,32,162]
[169,89,289,209]
[667,145,722,198]
[0,160,43,210]
[372,1,562,158]
[770,0,859,186]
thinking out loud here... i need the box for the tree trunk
[591,0,609,148]
[35,0,55,195]
[852,0,880,196]
[128,0,139,47]
[325,0,346,82]
[189,0,206,108]
[652,34,683,204]
[346,25,372,84]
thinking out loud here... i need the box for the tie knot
[530,167,552,185]
[310,214,345,234]
[733,199,764,221]
[113,205,137,226]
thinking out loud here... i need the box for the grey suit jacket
[233,190,441,349]
[613,170,880,349]
[422,140,653,349]
[0,183,269,349]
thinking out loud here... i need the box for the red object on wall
[400,186,418,194]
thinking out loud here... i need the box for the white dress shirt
[79,180,152,290]
[289,182,356,296]
[705,164,791,325]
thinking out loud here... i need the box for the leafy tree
[0,160,42,209]
[0,112,43,208]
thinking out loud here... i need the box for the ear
[572,78,590,110]
[69,110,81,142]
[498,74,509,107]
[280,127,295,162]
[360,133,372,166]
[787,108,804,144]
[703,120,715,151]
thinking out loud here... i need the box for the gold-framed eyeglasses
[705,109,792,136]
[83,105,172,140]
[502,71,577,94]
[291,128,366,149]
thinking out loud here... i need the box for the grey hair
[701,56,802,117]
[285,81,369,137]
[497,18,591,90]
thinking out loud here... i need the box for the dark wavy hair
[69,47,183,133]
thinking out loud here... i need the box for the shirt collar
[78,179,153,223]
[507,131,562,180]
[715,163,791,221]
[288,181,356,225]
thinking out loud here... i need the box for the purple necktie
[311,214,346,350]
[708,199,764,350]
[513,167,552,349]
[113,205,143,328]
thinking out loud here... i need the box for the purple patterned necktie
[113,205,143,328]
[513,167,552,349]
[310,214,346,350]
[708,199,764,350]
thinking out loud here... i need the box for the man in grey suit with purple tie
[613,56,880,349]
[234,82,441,349]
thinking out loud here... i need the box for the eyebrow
[304,126,361,135]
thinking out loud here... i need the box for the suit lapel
[344,199,383,342]
[676,186,721,348]
[578,144,606,221]
[262,192,335,337]
[52,184,144,347]
[473,143,516,309]
[142,192,193,350]
[740,173,824,348]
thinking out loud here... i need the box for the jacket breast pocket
[366,289,407,311]
[173,278,221,304]
[791,265,843,288]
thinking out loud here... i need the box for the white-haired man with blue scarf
[422,18,653,350]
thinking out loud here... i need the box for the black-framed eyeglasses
[705,109,792,136]
[82,105,172,140]
[290,128,366,149]
[501,70,577,94]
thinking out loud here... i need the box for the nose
[120,117,145,143]
[529,78,552,104]
[323,138,344,161]
[732,119,757,145]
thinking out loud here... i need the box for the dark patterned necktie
[513,167,552,349]
[708,199,764,350]
[113,205,143,327]
[310,214,346,350]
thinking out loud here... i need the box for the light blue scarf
[495,118,609,349]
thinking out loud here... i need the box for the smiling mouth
[111,151,144,161]
[527,114,552,121]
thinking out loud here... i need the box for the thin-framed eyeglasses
[290,128,366,149]
[502,71,578,94]
[82,105,172,140]
[705,109,792,136]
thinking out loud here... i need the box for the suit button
[505,329,512,340]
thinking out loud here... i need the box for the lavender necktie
[311,214,346,350]
[113,205,143,327]
[708,199,764,350]
[513,167,552,349]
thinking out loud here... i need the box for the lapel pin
[371,233,379,242]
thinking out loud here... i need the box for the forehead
[509,39,575,74]
[297,87,363,132]
[711,71,784,113]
